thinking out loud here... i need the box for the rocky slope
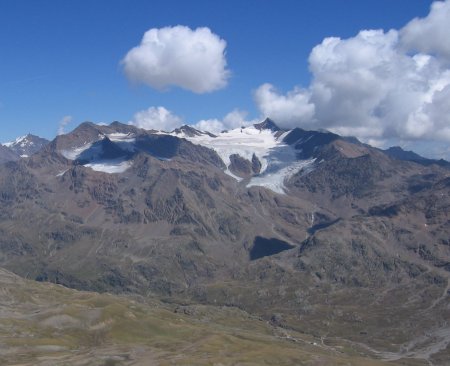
[0,120,449,365]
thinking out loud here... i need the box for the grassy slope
[0,268,403,366]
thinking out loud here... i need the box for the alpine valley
[0,119,449,365]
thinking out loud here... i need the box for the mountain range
[0,119,449,365]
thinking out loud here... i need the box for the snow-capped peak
[2,134,49,157]
[3,135,28,148]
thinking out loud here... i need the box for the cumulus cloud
[122,26,229,93]
[253,83,314,128]
[400,0,450,64]
[193,109,257,133]
[130,106,182,131]
[254,0,450,152]
[58,115,73,135]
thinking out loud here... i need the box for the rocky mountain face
[0,119,449,364]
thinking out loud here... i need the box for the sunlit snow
[56,169,69,177]
[173,126,278,177]
[3,135,27,147]
[84,159,132,173]
[106,133,135,142]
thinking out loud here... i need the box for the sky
[1,0,449,159]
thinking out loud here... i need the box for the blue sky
[3,0,450,158]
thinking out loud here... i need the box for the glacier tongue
[247,158,315,194]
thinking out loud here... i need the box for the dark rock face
[254,118,281,132]
[228,154,262,179]
[76,137,129,164]
[251,154,262,174]
[229,154,252,178]
[250,236,294,260]
[283,128,340,159]
[172,125,217,137]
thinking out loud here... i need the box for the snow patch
[60,143,94,160]
[107,133,136,143]
[3,135,27,147]
[85,159,132,173]
[56,169,69,177]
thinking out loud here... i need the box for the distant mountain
[3,133,49,157]
[383,145,450,168]
[172,124,216,138]
[1,119,450,364]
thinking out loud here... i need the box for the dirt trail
[349,326,450,365]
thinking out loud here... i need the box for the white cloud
[193,109,256,133]
[130,106,182,131]
[122,25,229,93]
[400,0,450,64]
[254,0,450,151]
[58,115,73,135]
[253,83,315,129]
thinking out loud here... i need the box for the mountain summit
[3,133,49,157]
[253,117,281,132]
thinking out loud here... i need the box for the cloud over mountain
[193,109,256,133]
[122,26,229,93]
[254,0,450,147]
[130,106,182,131]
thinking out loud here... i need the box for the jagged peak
[172,125,217,138]
[253,118,281,132]
[172,125,203,136]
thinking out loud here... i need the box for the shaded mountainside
[383,146,450,168]
[0,120,450,364]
